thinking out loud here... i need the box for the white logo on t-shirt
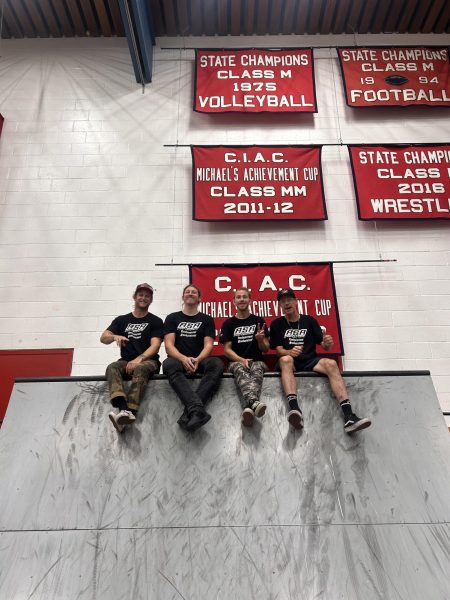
[125,322,148,339]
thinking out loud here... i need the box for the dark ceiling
[1,0,449,39]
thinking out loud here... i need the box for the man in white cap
[270,288,371,434]
[101,283,163,432]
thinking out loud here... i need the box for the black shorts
[275,356,321,373]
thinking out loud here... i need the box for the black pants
[162,357,223,413]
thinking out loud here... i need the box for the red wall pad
[0,349,73,423]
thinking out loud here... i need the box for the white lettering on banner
[404,150,450,164]
[350,88,450,103]
[199,299,312,319]
[196,167,239,182]
[376,168,441,179]
[217,69,275,79]
[315,299,332,316]
[361,62,418,72]
[242,167,299,181]
[341,48,447,62]
[213,274,309,293]
[224,152,285,163]
[239,53,309,67]
[199,302,234,318]
[197,95,314,109]
[200,55,237,67]
[370,198,450,213]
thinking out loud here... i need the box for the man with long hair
[163,284,224,432]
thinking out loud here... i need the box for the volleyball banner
[337,47,450,107]
[190,263,343,355]
[348,144,450,220]
[194,48,317,113]
[191,145,326,221]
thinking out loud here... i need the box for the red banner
[337,47,450,107]
[348,144,450,220]
[194,48,317,113]
[191,145,326,221]
[190,263,343,356]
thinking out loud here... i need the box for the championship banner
[190,263,343,356]
[194,48,317,113]
[348,144,450,220]
[191,145,326,221]
[337,47,450,107]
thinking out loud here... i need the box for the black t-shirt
[269,314,323,363]
[163,311,216,357]
[220,314,268,360]
[107,312,164,362]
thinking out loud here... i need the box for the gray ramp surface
[0,373,449,599]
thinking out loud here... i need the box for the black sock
[113,396,128,411]
[287,394,301,412]
[340,400,352,417]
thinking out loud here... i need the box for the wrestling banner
[348,144,450,220]
[191,145,326,221]
[337,47,450,107]
[190,263,343,355]
[194,48,317,113]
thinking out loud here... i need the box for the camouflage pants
[228,360,267,409]
[105,359,159,412]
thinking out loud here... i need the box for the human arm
[100,329,128,347]
[275,345,303,358]
[125,336,162,374]
[255,322,270,353]
[321,334,334,351]
[223,341,252,369]
[164,332,197,374]
[195,336,214,366]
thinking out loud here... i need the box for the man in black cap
[270,288,371,434]
[101,283,164,433]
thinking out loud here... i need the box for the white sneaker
[109,409,136,433]
[241,407,254,427]
[252,401,267,418]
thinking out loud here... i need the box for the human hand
[322,334,333,350]
[114,335,128,347]
[255,323,265,341]
[290,345,303,358]
[182,356,197,374]
[126,356,142,374]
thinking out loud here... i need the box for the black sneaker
[287,409,304,430]
[177,409,189,430]
[344,413,371,434]
[186,410,211,432]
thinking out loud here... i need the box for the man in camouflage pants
[220,288,269,426]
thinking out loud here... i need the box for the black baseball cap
[277,288,296,301]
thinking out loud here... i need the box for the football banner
[348,144,450,220]
[194,48,317,113]
[190,263,343,356]
[191,145,327,221]
[337,47,450,107]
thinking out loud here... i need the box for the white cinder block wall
[0,34,449,423]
